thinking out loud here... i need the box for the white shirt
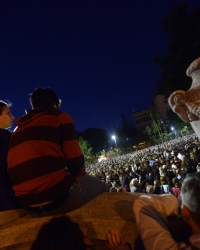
[133,195,200,250]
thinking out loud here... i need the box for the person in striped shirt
[7,87,108,216]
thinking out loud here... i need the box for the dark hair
[0,100,12,115]
[181,173,200,228]
[29,87,61,109]
[30,216,88,250]
[140,180,148,189]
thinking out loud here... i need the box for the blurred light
[112,135,117,147]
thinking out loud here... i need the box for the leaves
[146,108,171,144]
[154,1,200,98]
[78,136,94,165]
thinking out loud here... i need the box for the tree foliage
[119,114,138,138]
[167,109,194,137]
[154,1,200,99]
[78,136,94,165]
[78,128,109,154]
[113,114,147,149]
[146,109,171,144]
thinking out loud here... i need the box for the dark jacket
[147,175,154,186]
[0,129,22,211]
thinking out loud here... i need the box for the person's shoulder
[58,111,73,118]
[47,109,73,119]
[55,110,74,124]
[45,108,63,116]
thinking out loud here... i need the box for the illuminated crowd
[86,134,200,195]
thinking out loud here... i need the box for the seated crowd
[86,134,200,197]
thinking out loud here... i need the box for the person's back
[153,180,161,195]
[7,87,108,216]
[147,171,154,185]
[133,173,200,250]
[8,106,80,207]
[153,165,160,181]
[160,176,169,194]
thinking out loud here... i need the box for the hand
[107,229,130,250]
[81,228,93,248]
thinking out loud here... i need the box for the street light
[112,135,117,147]
[171,126,176,137]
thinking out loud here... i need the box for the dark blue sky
[0,0,198,134]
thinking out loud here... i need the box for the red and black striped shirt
[7,108,85,207]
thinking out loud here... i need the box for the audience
[86,134,199,199]
[1,99,200,249]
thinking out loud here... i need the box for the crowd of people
[0,87,200,249]
[86,134,200,197]
[85,135,200,249]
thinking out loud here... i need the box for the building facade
[132,108,152,133]
[153,94,170,121]
[132,94,170,133]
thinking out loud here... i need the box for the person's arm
[107,230,131,250]
[133,195,183,250]
[58,112,85,177]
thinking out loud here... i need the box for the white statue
[168,57,200,138]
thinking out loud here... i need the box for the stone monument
[168,57,200,138]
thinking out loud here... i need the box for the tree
[106,148,124,158]
[78,136,94,165]
[80,128,109,154]
[154,1,200,99]
[114,114,143,149]
[167,109,194,137]
[146,109,170,144]
[119,114,137,138]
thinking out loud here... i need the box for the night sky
[1,0,198,135]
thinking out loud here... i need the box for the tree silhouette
[154,1,200,99]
